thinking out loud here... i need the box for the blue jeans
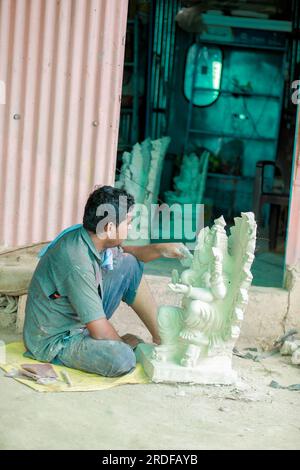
[56,251,144,377]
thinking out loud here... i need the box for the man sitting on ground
[24,185,184,377]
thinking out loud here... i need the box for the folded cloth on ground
[0,342,149,392]
[21,363,58,379]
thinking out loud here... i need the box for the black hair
[83,185,135,233]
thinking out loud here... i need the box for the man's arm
[63,268,141,346]
[122,243,186,263]
[87,318,142,348]
[86,318,121,340]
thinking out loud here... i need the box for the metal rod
[132,15,139,144]
[145,0,155,138]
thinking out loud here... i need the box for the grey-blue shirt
[24,227,106,362]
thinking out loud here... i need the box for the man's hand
[122,243,191,263]
[152,336,161,345]
[121,333,144,349]
[158,243,187,259]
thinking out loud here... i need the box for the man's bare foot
[121,333,144,349]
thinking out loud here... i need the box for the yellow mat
[0,342,150,392]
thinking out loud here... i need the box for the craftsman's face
[106,213,132,246]
[117,213,133,241]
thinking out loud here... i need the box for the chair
[253,160,289,251]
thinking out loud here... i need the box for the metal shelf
[189,129,276,142]
[201,14,292,33]
[207,172,253,180]
[193,87,280,99]
[197,39,286,52]
[184,40,286,152]
[121,108,134,113]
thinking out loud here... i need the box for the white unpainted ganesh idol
[137,212,257,384]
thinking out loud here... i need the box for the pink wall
[286,105,300,268]
[0,0,128,246]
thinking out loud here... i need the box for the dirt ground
[1,318,300,450]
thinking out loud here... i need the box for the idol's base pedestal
[136,344,237,385]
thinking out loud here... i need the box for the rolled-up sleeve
[61,267,106,324]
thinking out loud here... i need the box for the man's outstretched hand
[157,243,187,259]
[122,242,191,263]
[152,336,161,345]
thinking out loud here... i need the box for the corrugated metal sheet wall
[0,0,128,246]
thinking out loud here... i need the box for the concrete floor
[0,217,294,449]
[0,246,295,450]
[1,298,300,450]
